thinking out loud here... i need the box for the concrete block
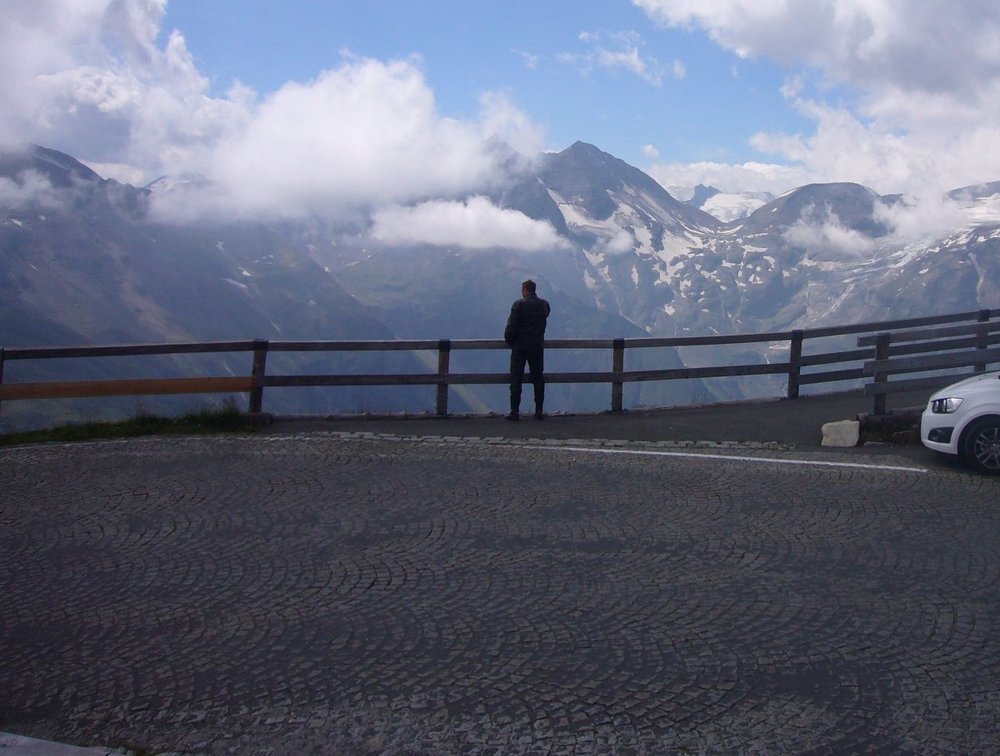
[821,419,860,447]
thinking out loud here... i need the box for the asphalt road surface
[2,422,999,754]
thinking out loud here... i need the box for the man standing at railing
[504,279,551,421]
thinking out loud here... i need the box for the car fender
[956,405,1000,455]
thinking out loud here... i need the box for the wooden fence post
[974,309,990,372]
[786,330,804,399]
[249,339,269,414]
[873,332,890,415]
[0,347,5,419]
[611,338,625,413]
[436,339,451,416]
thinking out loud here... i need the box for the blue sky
[160,0,806,171]
[3,0,1000,221]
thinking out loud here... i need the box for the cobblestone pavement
[2,432,999,754]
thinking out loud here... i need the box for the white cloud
[748,100,923,193]
[782,204,876,260]
[598,228,636,256]
[0,0,253,176]
[82,160,149,185]
[0,166,118,212]
[516,50,540,70]
[876,194,966,246]
[370,196,569,252]
[478,90,547,161]
[560,30,677,87]
[153,56,546,222]
[194,56,510,220]
[595,47,661,86]
[0,170,60,208]
[647,159,810,196]
[634,0,1000,195]
[633,0,1000,99]
[0,2,546,223]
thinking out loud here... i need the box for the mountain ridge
[2,141,999,425]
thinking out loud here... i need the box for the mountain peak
[0,144,103,188]
[144,173,212,193]
[688,184,721,207]
[543,141,719,229]
[565,140,602,154]
[740,181,890,236]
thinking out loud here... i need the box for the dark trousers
[510,346,544,413]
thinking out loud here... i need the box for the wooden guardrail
[1,309,998,418]
[860,314,1000,414]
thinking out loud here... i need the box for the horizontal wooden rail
[823,308,999,338]
[864,347,1000,376]
[2,340,259,360]
[2,307,998,420]
[799,367,868,385]
[860,316,1000,413]
[800,348,874,367]
[881,334,1000,357]
[0,377,254,401]
[864,374,982,397]
[857,320,1000,346]
[620,363,790,382]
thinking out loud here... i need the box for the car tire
[961,416,1000,475]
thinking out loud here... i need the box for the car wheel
[961,417,1000,475]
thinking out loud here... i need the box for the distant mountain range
[2,141,998,427]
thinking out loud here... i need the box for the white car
[921,371,1000,474]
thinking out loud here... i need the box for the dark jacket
[504,293,550,349]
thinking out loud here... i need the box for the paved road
[263,388,925,449]
[2,429,999,754]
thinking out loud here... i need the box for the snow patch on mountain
[700,191,773,222]
[960,194,1000,227]
[679,184,774,222]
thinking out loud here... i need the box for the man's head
[521,279,537,297]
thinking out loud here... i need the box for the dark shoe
[505,412,520,422]
[534,411,545,420]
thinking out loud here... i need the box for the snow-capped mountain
[493,146,1000,340]
[2,141,998,425]
[322,141,998,399]
[0,145,430,428]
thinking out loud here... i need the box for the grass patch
[0,402,265,446]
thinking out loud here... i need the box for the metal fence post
[786,330,804,399]
[611,338,625,413]
[249,339,269,414]
[436,339,451,416]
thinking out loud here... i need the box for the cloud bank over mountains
[0,0,548,248]
[3,0,1000,252]
[371,197,570,252]
[188,59,537,222]
[634,0,1000,197]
